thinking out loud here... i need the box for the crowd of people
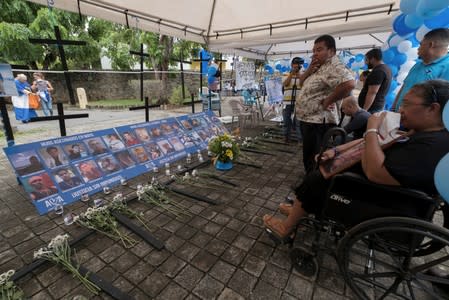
[264,28,449,241]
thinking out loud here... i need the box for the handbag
[28,94,40,109]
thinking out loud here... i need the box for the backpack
[215,69,221,78]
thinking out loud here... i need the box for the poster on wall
[0,64,18,97]
[264,77,284,105]
[3,111,228,215]
[235,61,255,90]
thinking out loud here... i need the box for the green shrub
[169,86,184,105]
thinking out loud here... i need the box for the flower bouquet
[0,269,23,300]
[208,134,240,170]
[109,193,152,232]
[170,170,224,190]
[33,234,100,295]
[75,206,136,248]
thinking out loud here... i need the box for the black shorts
[294,170,331,215]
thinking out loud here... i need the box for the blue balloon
[355,54,364,62]
[393,53,408,66]
[435,153,449,203]
[393,14,415,36]
[400,0,420,14]
[417,0,449,16]
[281,66,288,73]
[388,64,399,77]
[409,34,420,47]
[389,80,398,92]
[424,7,449,28]
[266,66,274,75]
[383,49,396,64]
[349,57,355,63]
[444,99,449,129]
[303,62,309,69]
[275,64,282,70]
[384,93,395,110]
[404,14,423,29]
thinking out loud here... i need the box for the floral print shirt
[296,55,354,124]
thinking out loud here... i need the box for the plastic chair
[228,98,254,131]
[199,87,221,116]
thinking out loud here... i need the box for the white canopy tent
[27,0,399,59]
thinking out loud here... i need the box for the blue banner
[3,112,227,215]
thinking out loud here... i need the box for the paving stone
[190,231,213,248]
[244,188,259,195]
[228,269,257,298]
[159,255,187,278]
[200,209,218,220]
[316,268,345,295]
[221,246,246,266]
[189,216,209,229]
[164,234,186,252]
[191,250,218,272]
[192,275,224,300]
[217,288,245,300]
[212,213,232,226]
[124,260,154,284]
[313,286,346,300]
[97,266,120,282]
[205,238,228,256]
[226,219,245,232]
[99,244,126,263]
[232,235,255,252]
[175,242,201,261]
[165,219,185,233]
[270,249,291,270]
[202,221,222,236]
[85,256,106,273]
[284,274,313,299]
[235,211,252,222]
[129,241,153,258]
[250,241,274,260]
[29,289,52,300]
[36,265,65,287]
[175,225,198,240]
[242,224,262,240]
[222,207,239,217]
[19,276,42,298]
[0,248,16,265]
[47,273,80,299]
[139,270,170,298]
[156,282,189,300]
[144,248,170,266]
[9,231,36,247]
[242,254,266,277]
[174,264,204,291]
[216,227,238,244]
[209,260,236,284]
[112,276,135,293]
[261,263,290,289]
[250,280,282,300]
[109,251,139,273]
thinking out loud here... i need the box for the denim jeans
[40,96,53,116]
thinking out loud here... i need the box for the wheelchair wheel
[337,216,449,300]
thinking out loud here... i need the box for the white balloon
[416,24,431,41]
[397,40,413,53]
[389,35,404,47]
[396,71,408,83]
[394,85,402,95]
[406,47,419,60]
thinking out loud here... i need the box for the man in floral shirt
[296,35,355,173]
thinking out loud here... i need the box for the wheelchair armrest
[324,172,437,228]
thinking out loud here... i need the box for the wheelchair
[272,128,449,300]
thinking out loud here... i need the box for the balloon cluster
[340,51,367,72]
[382,0,449,109]
[264,57,311,75]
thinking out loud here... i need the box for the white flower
[192,169,198,177]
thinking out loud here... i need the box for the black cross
[29,26,86,105]
[171,54,192,100]
[130,43,150,102]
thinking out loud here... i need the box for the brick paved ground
[1,101,447,299]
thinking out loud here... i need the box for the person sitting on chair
[341,95,371,140]
[263,79,449,241]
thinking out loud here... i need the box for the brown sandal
[263,215,293,241]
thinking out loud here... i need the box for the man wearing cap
[282,57,304,143]
[296,34,355,173]
[28,175,58,200]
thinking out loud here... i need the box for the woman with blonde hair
[12,74,38,123]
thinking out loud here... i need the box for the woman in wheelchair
[263,79,449,241]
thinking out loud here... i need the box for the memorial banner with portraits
[3,111,227,215]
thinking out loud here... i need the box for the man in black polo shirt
[358,48,392,113]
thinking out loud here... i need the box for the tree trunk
[158,34,173,105]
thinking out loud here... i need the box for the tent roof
[27,0,399,59]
